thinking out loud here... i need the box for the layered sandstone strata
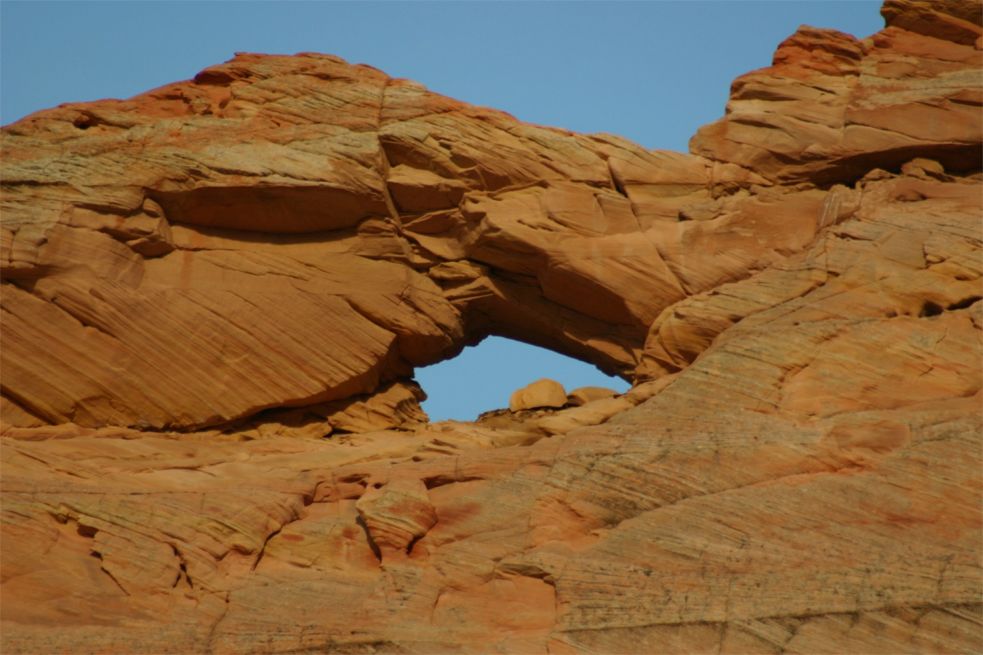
[2,1,981,653]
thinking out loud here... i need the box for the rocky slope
[2,1,981,652]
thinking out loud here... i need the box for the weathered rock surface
[566,386,618,407]
[356,477,437,559]
[1,1,981,653]
[509,378,569,412]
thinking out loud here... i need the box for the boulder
[508,378,568,412]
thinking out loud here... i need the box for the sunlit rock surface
[2,1,981,653]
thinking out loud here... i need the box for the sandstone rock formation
[2,1,981,653]
[566,386,617,407]
[509,379,569,412]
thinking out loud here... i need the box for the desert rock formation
[2,0,982,653]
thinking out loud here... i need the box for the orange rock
[691,1,982,185]
[566,386,617,406]
[1,1,981,653]
[535,396,633,435]
[508,378,568,412]
[355,478,437,559]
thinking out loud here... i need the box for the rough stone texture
[566,386,618,407]
[2,2,982,653]
[356,477,437,560]
[509,378,569,412]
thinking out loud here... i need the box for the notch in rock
[355,478,437,562]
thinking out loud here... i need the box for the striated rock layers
[1,1,981,653]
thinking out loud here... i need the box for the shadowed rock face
[1,1,981,653]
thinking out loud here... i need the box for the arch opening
[414,336,630,422]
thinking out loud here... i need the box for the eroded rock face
[2,1,981,653]
[356,477,437,560]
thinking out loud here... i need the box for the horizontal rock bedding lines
[1,0,981,653]
[4,0,977,433]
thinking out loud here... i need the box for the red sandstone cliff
[1,1,981,653]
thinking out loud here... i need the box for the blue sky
[1,1,884,421]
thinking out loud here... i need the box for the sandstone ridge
[2,1,982,653]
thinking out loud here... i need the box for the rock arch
[2,5,981,432]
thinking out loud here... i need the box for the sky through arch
[415,336,629,422]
